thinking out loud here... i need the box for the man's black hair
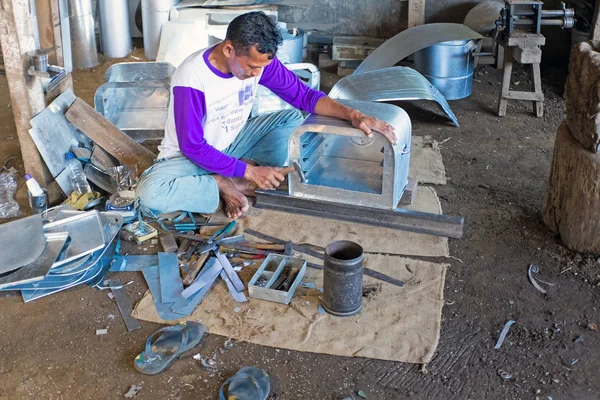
[225,11,282,59]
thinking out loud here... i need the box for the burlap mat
[132,254,448,364]
[410,136,448,185]
[131,135,451,364]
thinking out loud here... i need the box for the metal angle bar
[254,190,464,239]
[107,279,142,332]
[214,251,245,292]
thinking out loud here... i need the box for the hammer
[249,160,307,191]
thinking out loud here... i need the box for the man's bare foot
[213,176,249,219]
[231,177,256,197]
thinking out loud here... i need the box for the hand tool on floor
[196,221,238,254]
[214,250,245,292]
[243,229,405,288]
[181,252,210,287]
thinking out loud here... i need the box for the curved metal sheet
[0,214,46,274]
[104,62,176,83]
[329,67,460,127]
[354,23,482,75]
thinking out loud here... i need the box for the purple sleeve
[173,86,247,178]
[259,57,326,113]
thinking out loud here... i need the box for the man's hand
[244,164,285,190]
[314,97,397,145]
[348,109,397,145]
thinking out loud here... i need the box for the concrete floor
[1,51,600,399]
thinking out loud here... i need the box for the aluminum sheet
[21,257,107,302]
[29,89,92,181]
[0,232,69,289]
[84,163,118,193]
[6,213,122,297]
[354,23,482,75]
[104,62,175,82]
[0,214,46,274]
[43,210,105,267]
[329,66,459,127]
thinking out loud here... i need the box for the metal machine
[254,100,464,239]
[493,0,574,117]
[495,0,574,35]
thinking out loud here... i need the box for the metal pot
[414,39,478,100]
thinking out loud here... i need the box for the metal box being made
[288,100,411,210]
[248,254,307,305]
[94,62,174,142]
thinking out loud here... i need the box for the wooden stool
[497,33,545,117]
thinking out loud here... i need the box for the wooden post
[34,0,55,64]
[408,0,426,28]
[590,0,600,41]
[0,0,58,199]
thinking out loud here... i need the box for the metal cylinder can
[28,188,48,215]
[322,240,364,317]
[68,0,98,69]
[99,0,132,58]
[414,39,477,100]
[141,0,180,60]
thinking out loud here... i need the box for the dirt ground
[1,47,600,400]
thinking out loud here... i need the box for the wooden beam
[65,98,156,176]
[591,0,600,41]
[34,0,55,64]
[0,0,59,200]
[407,0,425,28]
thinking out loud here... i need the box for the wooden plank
[65,98,156,176]
[407,0,425,28]
[0,0,61,202]
[182,252,209,287]
[48,0,63,67]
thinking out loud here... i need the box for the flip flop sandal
[219,366,270,400]
[133,321,205,375]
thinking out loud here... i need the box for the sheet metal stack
[0,210,123,302]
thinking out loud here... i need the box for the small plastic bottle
[25,174,47,214]
[24,174,44,196]
[65,152,92,194]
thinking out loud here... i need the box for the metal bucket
[414,39,477,100]
[278,28,304,64]
[322,240,364,317]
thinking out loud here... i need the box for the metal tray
[0,214,46,275]
[7,213,122,294]
[0,232,69,289]
[43,210,105,267]
[248,254,307,305]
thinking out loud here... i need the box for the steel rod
[254,190,464,239]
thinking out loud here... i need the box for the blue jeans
[136,109,304,215]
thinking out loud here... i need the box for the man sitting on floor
[136,11,397,218]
